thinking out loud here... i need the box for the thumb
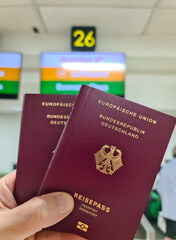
[0,192,74,240]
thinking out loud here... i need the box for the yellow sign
[73,30,95,48]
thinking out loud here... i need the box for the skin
[164,237,173,240]
[0,171,85,240]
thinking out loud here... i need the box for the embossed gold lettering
[74,193,110,213]
[98,99,157,124]
[42,102,74,107]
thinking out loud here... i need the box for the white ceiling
[0,0,176,36]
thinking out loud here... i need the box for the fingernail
[57,192,74,214]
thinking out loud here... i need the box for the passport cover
[39,85,176,240]
[14,94,76,205]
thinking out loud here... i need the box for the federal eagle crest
[95,145,123,175]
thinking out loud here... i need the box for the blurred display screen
[0,52,22,99]
[41,52,125,96]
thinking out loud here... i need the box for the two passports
[14,85,176,240]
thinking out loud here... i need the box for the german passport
[39,86,176,240]
[14,94,76,204]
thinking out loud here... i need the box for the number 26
[73,30,95,48]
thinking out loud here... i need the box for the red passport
[14,94,76,205]
[39,86,176,240]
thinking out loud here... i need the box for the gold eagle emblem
[95,145,123,175]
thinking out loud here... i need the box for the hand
[0,171,84,240]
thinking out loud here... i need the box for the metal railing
[140,214,156,240]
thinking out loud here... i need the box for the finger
[25,235,35,240]
[0,171,17,210]
[0,192,74,240]
[36,231,86,240]
[1,170,16,192]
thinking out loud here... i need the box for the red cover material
[14,94,76,205]
[39,86,176,240]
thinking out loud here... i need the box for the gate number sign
[71,26,96,51]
